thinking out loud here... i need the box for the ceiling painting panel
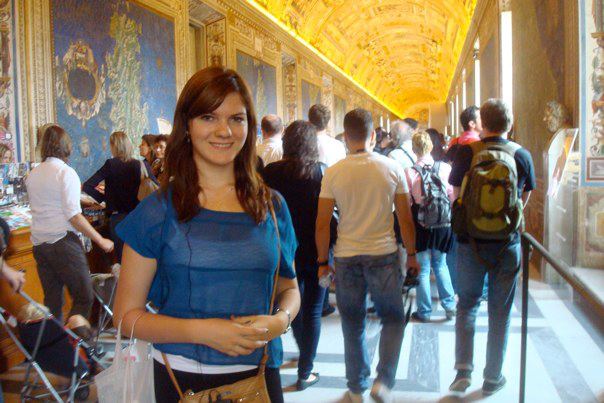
[249,0,477,116]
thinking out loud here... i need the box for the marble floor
[1,277,603,402]
[279,279,604,403]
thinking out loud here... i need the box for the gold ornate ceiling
[249,0,477,117]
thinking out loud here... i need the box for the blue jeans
[447,235,459,292]
[448,235,489,298]
[335,252,404,393]
[455,241,521,382]
[291,263,327,379]
[416,249,455,318]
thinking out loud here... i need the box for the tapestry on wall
[333,95,346,136]
[52,0,176,180]
[236,50,277,136]
[0,0,20,162]
[301,80,321,120]
[580,0,604,185]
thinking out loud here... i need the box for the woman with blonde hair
[113,67,300,402]
[26,124,113,324]
[406,130,456,322]
[83,131,147,260]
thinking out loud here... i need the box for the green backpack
[451,141,524,240]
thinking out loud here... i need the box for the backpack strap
[401,146,415,165]
[411,162,431,200]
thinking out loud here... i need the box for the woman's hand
[199,318,270,357]
[231,313,288,341]
[1,264,25,293]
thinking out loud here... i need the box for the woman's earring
[185,131,191,143]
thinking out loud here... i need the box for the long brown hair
[40,124,72,162]
[162,67,270,223]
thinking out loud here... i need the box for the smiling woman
[112,67,301,403]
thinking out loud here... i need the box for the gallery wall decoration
[0,0,20,161]
[581,0,604,185]
[333,95,346,136]
[301,79,321,120]
[52,0,176,180]
[236,50,277,131]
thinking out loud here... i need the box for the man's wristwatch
[274,307,291,334]
[317,260,329,266]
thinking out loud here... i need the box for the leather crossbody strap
[140,160,149,180]
[162,195,282,398]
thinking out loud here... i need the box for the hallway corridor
[278,279,603,402]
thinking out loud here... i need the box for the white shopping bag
[96,321,155,403]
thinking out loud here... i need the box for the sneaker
[449,370,472,393]
[346,390,364,403]
[445,309,457,320]
[482,376,507,396]
[296,373,320,391]
[370,381,392,403]
[411,312,430,323]
[322,304,336,317]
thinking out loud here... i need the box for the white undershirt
[152,349,257,374]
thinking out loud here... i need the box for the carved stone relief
[24,0,54,160]
[207,18,226,67]
[282,53,297,125]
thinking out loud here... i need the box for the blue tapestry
[333,95,347,135]
[51,0,176,180]
[301,80,322,120]
[236,51,277,137]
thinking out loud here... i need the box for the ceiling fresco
[248,0,477,116]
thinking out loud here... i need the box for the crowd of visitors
[14,65,535,403]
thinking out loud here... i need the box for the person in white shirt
[309,104,346,167]
[256,114,284,166]
[315,108,419,403]
[388,119,417,170]
[26,125,114,324]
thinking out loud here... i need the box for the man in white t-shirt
[315,108,419,403]
[388,119,417,170]
[309,104,346,167]
[256,114,284,166]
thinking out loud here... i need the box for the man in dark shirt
[448,99,536,396]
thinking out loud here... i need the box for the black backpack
[411,162,451,229]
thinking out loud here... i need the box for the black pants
[32,232,93,322]
[153,360,284,403]
[109,213,127,262]
[291,263,326,379]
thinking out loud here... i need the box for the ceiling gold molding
[246,0,478,116]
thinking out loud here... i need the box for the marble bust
[543,100,571,134]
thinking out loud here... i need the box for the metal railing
[519,233,604,403]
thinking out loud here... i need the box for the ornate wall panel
[321,73,333,134]
[24,0,189,165]
[227,11,282,122]
[0,0,21,161]
[206,18,226,67]
[51,0,178,179]
[581,0,604,185]
[23,0,54,161]
[281,52,296,125]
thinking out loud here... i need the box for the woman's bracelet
[274,307,291,334]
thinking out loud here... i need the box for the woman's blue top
[116,190,297,368]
